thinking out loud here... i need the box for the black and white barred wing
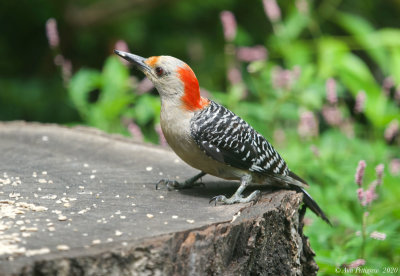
[190,101,291,177]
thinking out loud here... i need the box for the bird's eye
[155,67,164,77]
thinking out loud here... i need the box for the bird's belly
[162,127,243,180]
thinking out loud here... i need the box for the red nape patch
[177,65,210,111]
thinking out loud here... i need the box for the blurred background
[1,0,399,273]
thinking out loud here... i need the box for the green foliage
[69,56,132,133]
[68,57,160,140]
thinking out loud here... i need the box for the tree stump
[0,122,318,275]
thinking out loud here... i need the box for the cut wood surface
[0,121,318,275]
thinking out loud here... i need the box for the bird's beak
[114,50,151,73]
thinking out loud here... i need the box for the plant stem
[361,210,368,260]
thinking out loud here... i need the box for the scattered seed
[57,245,70,251]
[146,166,153,171]
[146,214,154,219]
[115,230,123,236]
[25,247,50,256]
[58,215,67,221]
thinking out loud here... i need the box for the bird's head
[114,50,209,111]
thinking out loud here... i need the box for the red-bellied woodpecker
[115,50,330,224]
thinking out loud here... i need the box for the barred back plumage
[190,100,289,176]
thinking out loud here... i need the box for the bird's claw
[156,179,179,191]
[209,190,261,205]
[156,179,205,190]
[209,195,227,206]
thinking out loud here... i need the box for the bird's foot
[209,190,260,205]
[156,179,205,191]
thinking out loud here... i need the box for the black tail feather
[293,186,332,225]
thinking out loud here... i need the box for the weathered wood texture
[0,122,318,275]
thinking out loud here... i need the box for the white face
[114,51,199,105]
[142,56,187,99]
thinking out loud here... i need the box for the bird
[114,50,330,224]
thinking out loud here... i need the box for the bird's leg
[209,174,260,205]
[156,171,206,191]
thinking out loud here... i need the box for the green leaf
[336,12,389,73]
[373,28,400,48]
[390,48,400,85]
[336,53,387,127]
[317,38,349,78]
[100,56,130,103]
[133,94,160,125]
[68,69,101,118]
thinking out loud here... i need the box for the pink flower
[273,128,286,145]
[348,259,366,269]
[389,159,400,176]
[364,184,378,205]
[271,66,296,90]
[375,164,384,185]
[262,0,281,23]
[155,124,168,147]
[237,45,268,62]
[384,119,399,143]
[115,40,130,66]
[228,67,243,85]
[395,87,400,103]
[61,59,72,85]
[295,0,309,15]
[357,188,365,205]
[370,231,386,240]
[322,105,342,126]
[382,76,394,96]
[339,119,355,138]
[54,54,64,66]
[128,122,144,142]
[114,40,130,53]
[46,18,59,49]
[220,11,237,42]
[355,160,366,187]
[200,87,211,99]
[354,90,366,114]
[326,78,337,105]
[298,111,319,138]
[52,54,72,85]
[137,77,154,94]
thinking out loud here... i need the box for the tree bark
[0,122,318,276]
